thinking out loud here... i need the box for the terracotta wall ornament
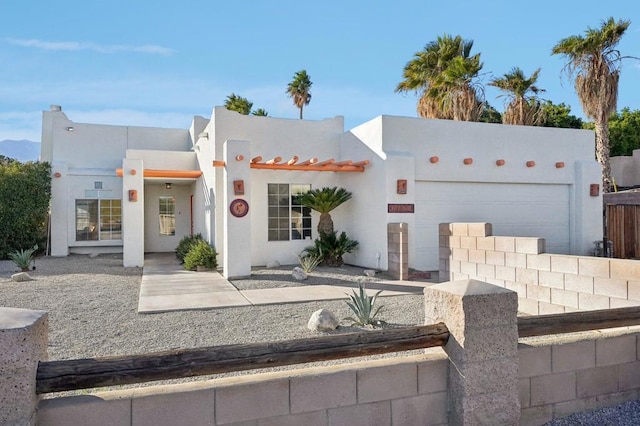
[555,162,565,168]
[526,161,536,168]
[430,156,439,164]
[463,158,473,165]
[496,159,505,166]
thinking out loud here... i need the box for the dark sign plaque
[388,204,415,213]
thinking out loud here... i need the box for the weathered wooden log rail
[517,305,640,337]
[36,323,450,394]
[36,306,640,394]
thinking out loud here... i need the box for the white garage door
[414,181,570,270]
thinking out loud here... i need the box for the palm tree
[299,187,352,235]
[396,34,484,121]
[251,108,268,116]
[552,17,631,192]
[287,70,312,119]
[224,93,253,115]
[489,67,545,126]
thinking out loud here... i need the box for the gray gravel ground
[0,254,426,395]
[2,254,638,423]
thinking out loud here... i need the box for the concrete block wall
[439,222,640,315]
[38,354,449,426]
[518,330,640,425]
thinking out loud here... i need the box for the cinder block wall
[38,354,449,426]
[439,223,640,315]
[519,330,640,425]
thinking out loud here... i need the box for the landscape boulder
[11,272,33,282]
[292,267,307,280]
[266,260,281,268]
[308,308,339,331]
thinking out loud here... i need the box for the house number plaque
[230,199,249,218]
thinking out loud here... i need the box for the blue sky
[1,0,639,142]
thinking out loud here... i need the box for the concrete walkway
[138,253,435,314]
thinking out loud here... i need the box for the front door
[144,183,192,252]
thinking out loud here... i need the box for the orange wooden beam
[314,158,336,167]
[212,160,226,167]
[116,169,202,178]
[287,156,299,165]
[297,157,318,166]
[266,156,282,164]
[250,163,366,172]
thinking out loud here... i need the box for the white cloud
[5,38,174,55]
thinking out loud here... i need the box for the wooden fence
[34,305,640,395]
[606,204,640,259]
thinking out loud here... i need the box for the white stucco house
[41,105,603,278]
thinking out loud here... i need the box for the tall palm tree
[552,17,631,192]
[224,93,253,115]
[396,34,484,121]
[299,187,352,235]
[489,67,545,126]
[251,108,268,117]
[287,70,312,119]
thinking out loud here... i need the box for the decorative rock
[11,272,33,282]
[266,260,281,268]
[363,269,376,277]
[308,308,339,331]
[292,267,307,280]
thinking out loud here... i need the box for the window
[268,184,312,241]
[75,200,121,241]
[159,196,176,236]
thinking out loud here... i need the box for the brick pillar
[0,308,48,425]
[387,223,408,280]
[424,279,520,425]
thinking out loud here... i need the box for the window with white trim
[75,199,122,241]
[267,184,312,241]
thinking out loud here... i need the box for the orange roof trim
[116,169,202,179]
[249,156,369,172]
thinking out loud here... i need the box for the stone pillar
[387,223,408,280]
[0,308,48,425]
[424,279,520,425]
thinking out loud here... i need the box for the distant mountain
[0,140,40,162]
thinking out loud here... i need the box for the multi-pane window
[75,200,121,241]
[159,196,176,236]
[268,184,312,241]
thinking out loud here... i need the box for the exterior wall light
[65,126,75,132]
[165,183,172,189]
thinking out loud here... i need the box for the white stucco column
[572,160,603,255]
[50,162,69,257]
[424,279,520,425]
[222,140,251,279]
[0,308,48,425]
[122,159,144,267]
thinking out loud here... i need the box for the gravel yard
[0,254,427,395]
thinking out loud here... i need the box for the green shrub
[304,231,359,267]
[8,244,38,272]
[176,233,204,263]
[0,158,51,259]
[344,283,385,328]
[183,240,217,271]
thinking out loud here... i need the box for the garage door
[414,181,570,270]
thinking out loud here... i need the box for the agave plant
[344,283,385,328]
[297,252,323,273]
[8,245,38,272]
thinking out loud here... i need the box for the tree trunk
[595,117,612,193]
[299,105,303,119]
[317,213,334,235]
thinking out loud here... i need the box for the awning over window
[115,169,202,179]
[213,156,369,172]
